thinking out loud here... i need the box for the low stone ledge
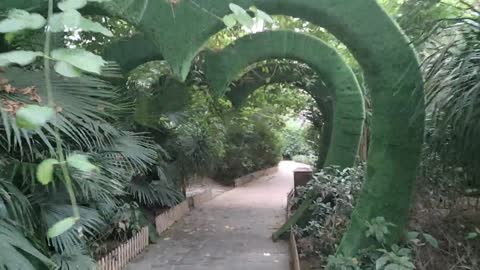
[234,166,278,187]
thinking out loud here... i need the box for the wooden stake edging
[97,226,149,270]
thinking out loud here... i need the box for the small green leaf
[58,0,88,11]
[49,10,81,32]
[375,255,389,270]
[229,3,254,28]
[250,7,274,24]
[36,159,59,185]
[222,14,237,29]
[0,9,46,33]
[466,232,478,240]
[78,16,113,37]
[50,10,113,37]
[16,105,56,130]
[422,233,439,249]
[54,61,82,77]
[51,48,106,75]
[67,154,99,172]
[47,217,78,238]
[0,51,43,67]
[406,231,419,241]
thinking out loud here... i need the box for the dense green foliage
[1,0,479,269]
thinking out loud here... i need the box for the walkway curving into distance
[127,161,306,270]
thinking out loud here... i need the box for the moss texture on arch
[205,31,364,169]
[102,34,163,73]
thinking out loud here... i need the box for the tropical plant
[0,1,183,268]
[422,2,480,190]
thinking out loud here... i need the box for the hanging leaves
[222,14,237,29]
[49,10,113,37]
[58,0,88,11]
[0,51,43,67]
[0,9,46,33]
[54,61,82,78]
[222,4,273,29]
[228,3,254,28]
[249,6,274,24]
[47,217,79,238]
[66,154,99,172]
[15,105,56,130]
[36,159,60,185]
[51,48,106,75]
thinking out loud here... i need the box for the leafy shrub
[292,154,317,166]
[215,110,282,183]
[281,120,315,160]
[293,164,365,259]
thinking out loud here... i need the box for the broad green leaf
[0,51,43,67]
[405,231,419,241]
[50,10,113,37]
[229,3,254,28]
[254,9,274,24]
[79,16,113,36]
[36,159,59,185]
[16,105,56,130]
[49,10,81,32]
[51,48,106,75]
[375,255,389,270]
[66,154,99,172]
[54,61,82,77]
[422,233,439,249]
[58,0,88,11]
[466,232,478,240]
[222,14,237,29]
[0,9,46,33]
[47,217,78,238]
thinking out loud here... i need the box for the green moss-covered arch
[102,34,163,73]
[205,31,364,168]
[227,62,334,168]
[4,0,426,257]
[96,0,425,255]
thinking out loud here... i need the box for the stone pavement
[127,161,306,270]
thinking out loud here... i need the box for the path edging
[234,166,278,187]
[97,188,216,270]
[97,227,149,270]
[286,188,301,270]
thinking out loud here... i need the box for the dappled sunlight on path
[127,161,307,270]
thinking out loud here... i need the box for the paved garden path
[127,161,305,270]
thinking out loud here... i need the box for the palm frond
[423,14,480,187]
[127,177,183,207]
[0,219,53,270]
[0,67,129,153]
[51,248,97,270]
[0,177,33,228]
[39,203,106,253]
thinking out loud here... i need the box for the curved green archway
[205,31,364,168]
[6,0,426,257]
[99,0,425,255]
[226,62,334,168]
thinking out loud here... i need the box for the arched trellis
[226,62,334,169]
[205,30,364,168]
[102,33,163,73]
[6,0,426,257]
[92,0,425,255]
